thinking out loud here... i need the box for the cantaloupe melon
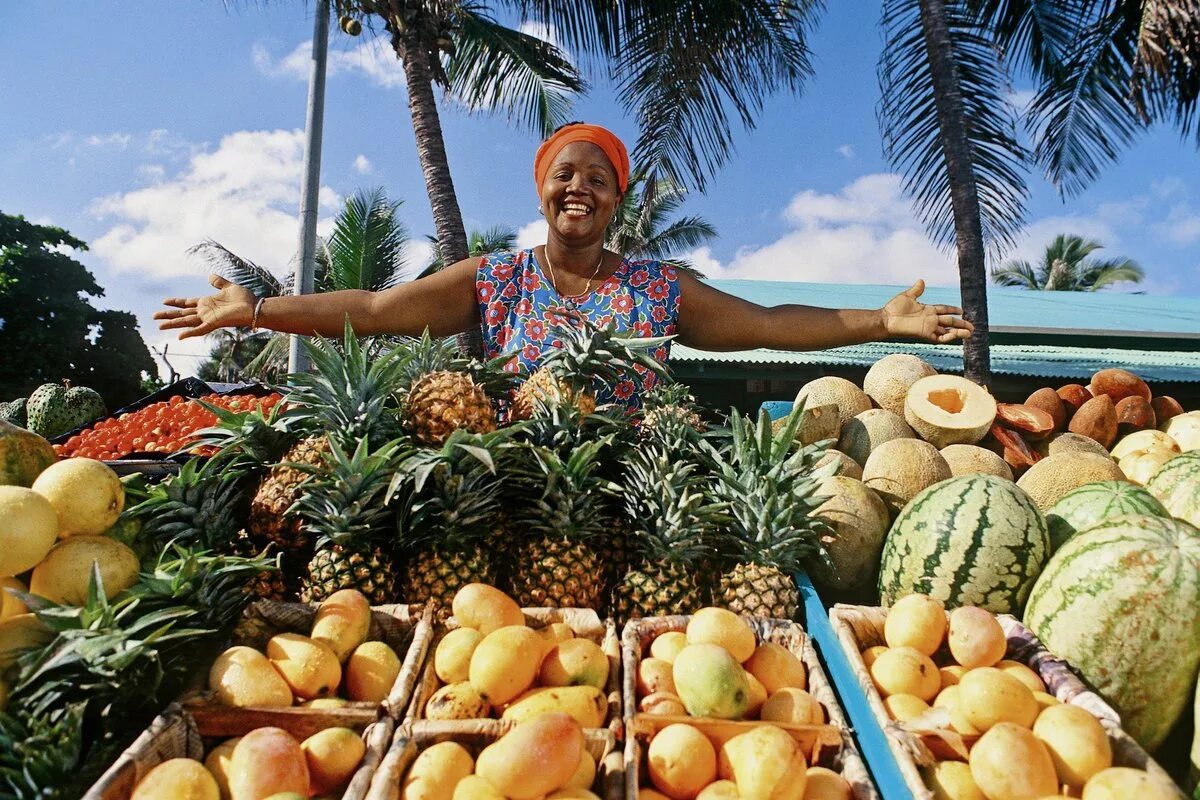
[773,403,841,447]
[794,377,872,433]
[863,439,952,514]
[940,444,1014,480]
[1040,433,1112,458]
[814,450,862,480]
[836,409,917,467]
[863,354,937,416]
[807,477,890,592]
[904,375,996,448]
[1016,453,1127,511]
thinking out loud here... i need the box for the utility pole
[289,0,330,374]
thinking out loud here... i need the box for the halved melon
[1110,429,1180,461]
[903,375,997,448]
[863,354,937,416]
[794,377,872,433]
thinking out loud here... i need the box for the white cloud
[516,219,548,250]
[405,238,436,273]
[1157,207,1200,245]
[353,154,373,174]
[253,38,406,88]
[836,144,854,160]
[1006,214,1119,266]
[89,128,339,282]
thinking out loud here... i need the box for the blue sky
[2,1,1198,378]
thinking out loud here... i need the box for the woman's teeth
[563,203,591,217]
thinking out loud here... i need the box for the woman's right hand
[154,274,257,339]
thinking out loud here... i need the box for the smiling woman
[156,122,973,411]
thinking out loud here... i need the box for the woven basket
[829,603,1184,799]
[406,608,621,734]
[364,720,622,800]
[83,703,392,800]
[183,600,433,721]
[621,615,877,800]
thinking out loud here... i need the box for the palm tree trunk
[396,27,486,359]
[917,0,992,386]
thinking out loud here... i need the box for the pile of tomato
[53,392,283,461]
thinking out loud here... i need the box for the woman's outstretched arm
[156,258,480,339]
[675,272,974,351]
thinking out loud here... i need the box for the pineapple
[640,381,706,437]
[394,429,511,620]
[711,406,836,620]
[509,318,671,421]
[508,439,615,609]
[609,444,725,621]
[294,437,408,605]
[130,458,243,553]
[398,331,500,447]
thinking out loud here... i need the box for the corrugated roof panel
[671,342,1200,383]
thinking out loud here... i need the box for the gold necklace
[542,247,604,301]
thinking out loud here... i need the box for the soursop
[0,399,26,426]
[26,382,106,438]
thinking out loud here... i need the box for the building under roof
[672,281,1200,413]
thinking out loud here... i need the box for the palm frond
[969,0,1096,76]
[325,188,410,292]
[1132,0,1200,143]
[469,225,517,255]
[879,0,1030,252]
[242,333,290,381]
[1078,257,1145,289]
[990,259,1040,287]
[634,216,718,261]
[447,5,585,136]
[188,240,285,297]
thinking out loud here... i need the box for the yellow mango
[883,693,930,723]
[861,645,888,668]
[695,780,739,800]
[204,737,241,800]
[687,608,756,663]
[266,634,341,700]
[947,606,1006,669]
[650,632,689,664]
[761,688,823,725]
[719,725,806,800]
[640,691,687,716]
[637,658,678,697]
[744,643,807,695]
[435,628,485,685]
[922,761,985,800]
[475,713,583,800]
[0,577,29,622]
[452,584,524,634]
[0,613,51,670]
[208,646,292,708]
[403,741,474,800]
[884,594,946,656]
[968,723,1057,800]
[501,685,607,728]
[744,672,767,718]
[310,589,371,663]
[1081,767,1179,800]
[959,667,1038,732]
[673,644,750,720]
[938,665,966,688]
[229,728,309,800]
[132,758,220,800]
[346,640,401,703]
[869,647,939,701]
[469,626,543,705]
[452,776,506,800]
[1032,704,1112,789]
[425,681,490,720]
[933,685,979,735]
[995,660,1047,694]
[647,723,718,800]
[803,767,852,800]
[563,750,596,790]
[534,623,576,659]
[540,639,609,690]
[302,727,366,795]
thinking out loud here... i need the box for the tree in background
[0,212,157,409]
[190,188,412,378]
[196,329,277,384]
[606,170,716,277]
[420,225,517,277]
[990,233,1144,291]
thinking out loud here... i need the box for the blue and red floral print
[476,249,681,412]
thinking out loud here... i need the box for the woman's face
[539,142,622,244]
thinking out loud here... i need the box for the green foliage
[421,225,517,276]
[606,170,716,274]
[990,233,1145,290]
[0,212,157,409]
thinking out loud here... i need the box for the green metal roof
[706,280,1200,342]
[671,341,1200,383]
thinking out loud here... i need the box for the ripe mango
[647,723,717,800]
[204,737,241,800]
[640,691,687,716]
[452,776,505,800]
[501,685,607,728]
[0,613,51,670]
[947,606,1006,669]
[718,725,806,800]
[869,646,939,701]
[534,623,575,659]
[302,727,366,795]
[346,640,401,702]
[229,728,309,800]
[1031,704,1112,789]
[563,750,596,790]
[745,643,807,695]
[686,608,756,663]
[673,644,750,720]
[761,688,823,725]
[452,584,524,634]
[29,534,139,605]
[803,767,852,800]
[435,628,485,684]
[403,741,474,800]
[469,625,542,705]
[266,634,341,700]
[131,758,220,800]
[474,712,583,800]
[425,681,490,720]
[695,780,740,800]
[968,723,1057,800]
[0,577,28,622]
[637,658,677,697]
[959,667,1038,731]
[883,594,946,656]
[208,646,292,708]
[31,458,124,537]
[995,659,1046,694]
[539,638,609,689]
[310,589,371,663]
[744,672,767,718]
[650,632,688,664]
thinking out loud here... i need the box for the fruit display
[203,590,418,712]
[14,381,108,439]
[0,419,56,487]
[831,597,1183,800]
[411,584,617,730]
[54,391,282,460]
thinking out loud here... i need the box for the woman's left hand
[882,280,975,343]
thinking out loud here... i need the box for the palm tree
[877,0,1029,384]
[190,187,412,378]
[990,233,1144,291]
[197,329,277,383]
[606,170,716,277]
[420,225,517,277]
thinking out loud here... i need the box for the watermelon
[1045,480,1168,551]
[1147,452,1200,528]
[1023,514,1200,751]
[878,474,1050,613]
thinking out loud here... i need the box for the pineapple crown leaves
[291,437,410,548]
[709,403,838,572]
[510,438,620,542]
[619,444,725,566]
[289,319,407,446]
[538,315,672,389]
[0,703,93,800]
[190,399,298,476]
[128,458,244,552]
[393,330,520,403]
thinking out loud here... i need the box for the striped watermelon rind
[1147,451,1200,528]
[877,474,1050,613]
[1045,480,1168,552]
[1023,513,1200,751]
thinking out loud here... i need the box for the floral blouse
[476,248,681,412]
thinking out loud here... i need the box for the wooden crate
[83,703,391,800]
[621,615,877,800]
[829,604,1184,799]
[184,600,433,722]
[406,608,621,734]
[365,720,621,800]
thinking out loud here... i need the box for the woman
[157,123,973,410]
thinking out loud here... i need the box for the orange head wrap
[534,123,630,194]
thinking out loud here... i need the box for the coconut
[862,439,952,514]
[1015,453,1127,510]
[815,450,863,480]
[807,477,891,592]
[794,377,872,434]
[903,375,997,448]
[863,354,937,417]
[836,409,917,467]
[940,444,1014,481]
